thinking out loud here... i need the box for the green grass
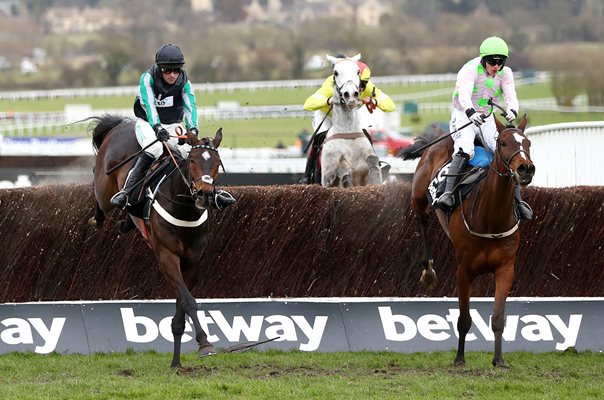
[0,350,601,399]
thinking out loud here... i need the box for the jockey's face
[483,56,505,76]
[160,66,181,85]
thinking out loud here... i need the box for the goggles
[160,67,182,74]
[484,56,505,66]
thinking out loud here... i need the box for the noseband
[186,143,224,199]
[333,76,360,106]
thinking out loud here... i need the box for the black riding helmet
[155,44,185,67]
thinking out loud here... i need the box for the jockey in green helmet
[436,36,532,220]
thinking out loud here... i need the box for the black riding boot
[436,151,469,210]
[514,186,533,220]
[299,147,317,184]
[110,152,155,210]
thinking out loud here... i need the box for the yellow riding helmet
[358,62,371,81]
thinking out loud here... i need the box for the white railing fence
[526,121,604,187]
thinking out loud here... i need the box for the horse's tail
[89,114,131,154]
[397,124,446,160]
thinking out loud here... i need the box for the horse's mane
[89,114,134,153]
[398,124,446,160]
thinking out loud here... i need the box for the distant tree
[215,0,247,23]
[288,39,306,79]
[103,49,131,86]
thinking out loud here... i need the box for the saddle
[427,146,493,211]
[125,147,184,219]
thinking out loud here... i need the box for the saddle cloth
[427,146,493,211]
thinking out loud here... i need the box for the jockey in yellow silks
[300,59,395,184]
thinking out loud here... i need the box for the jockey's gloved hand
[153,124,170,142]
[190,127,199,138]
[504,109,517,123]
[363,97,377,113]
[466,108,484,126]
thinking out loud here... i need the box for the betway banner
[0,298,602,355]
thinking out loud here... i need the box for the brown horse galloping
[400,116,534,367]
[89,114,224,368]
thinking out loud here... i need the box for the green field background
[1,81,601,148]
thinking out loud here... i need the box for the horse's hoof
[420,268,438,290]
[170,363,182,369]
[492,360,508,369]
[453,358,465,367]
[199,344,216,357]
[116,219,134,234]
[88,217,103,228]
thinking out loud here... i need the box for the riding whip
[303,104,333,154]
[106,138,159,175]
[401,98,507,159]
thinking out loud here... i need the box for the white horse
[320,54,382,187]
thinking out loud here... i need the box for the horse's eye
[500,141,507,147]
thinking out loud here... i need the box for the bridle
[332,62,360,107]
[490,128,532,181]
[186,142,225,201]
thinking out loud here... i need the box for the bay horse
[89,114,223,368]
[400,116,535,367]
[320,54,382,187]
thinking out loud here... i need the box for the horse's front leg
[157,249,214,367]
[170,298,186,368]
[454,268,473,366]
[411,187,437,290]
[365,154,382,185]
[88,201,105,228]
[492,261,515,368]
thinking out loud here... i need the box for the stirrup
[299,175,311,184]
[437,191,455,208]
[213,190,236,210]
[110,190,129,210]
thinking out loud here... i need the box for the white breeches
[135,119,191,159]
[449,108,497,159]
[312,110,333,133]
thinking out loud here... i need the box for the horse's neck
[330,105,361,134]
[469,168,516,227]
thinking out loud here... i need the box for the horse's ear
[186,129,199,145]
[326,54,338,65]
[518,114,528,132]
[213,127,223,148]
[351,53,361,62]
[494,116,505,133]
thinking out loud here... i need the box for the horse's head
[494,115,535,186]
[186,127,224,209]
[327,53,362,109]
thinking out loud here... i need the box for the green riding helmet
[479,36,509,58]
